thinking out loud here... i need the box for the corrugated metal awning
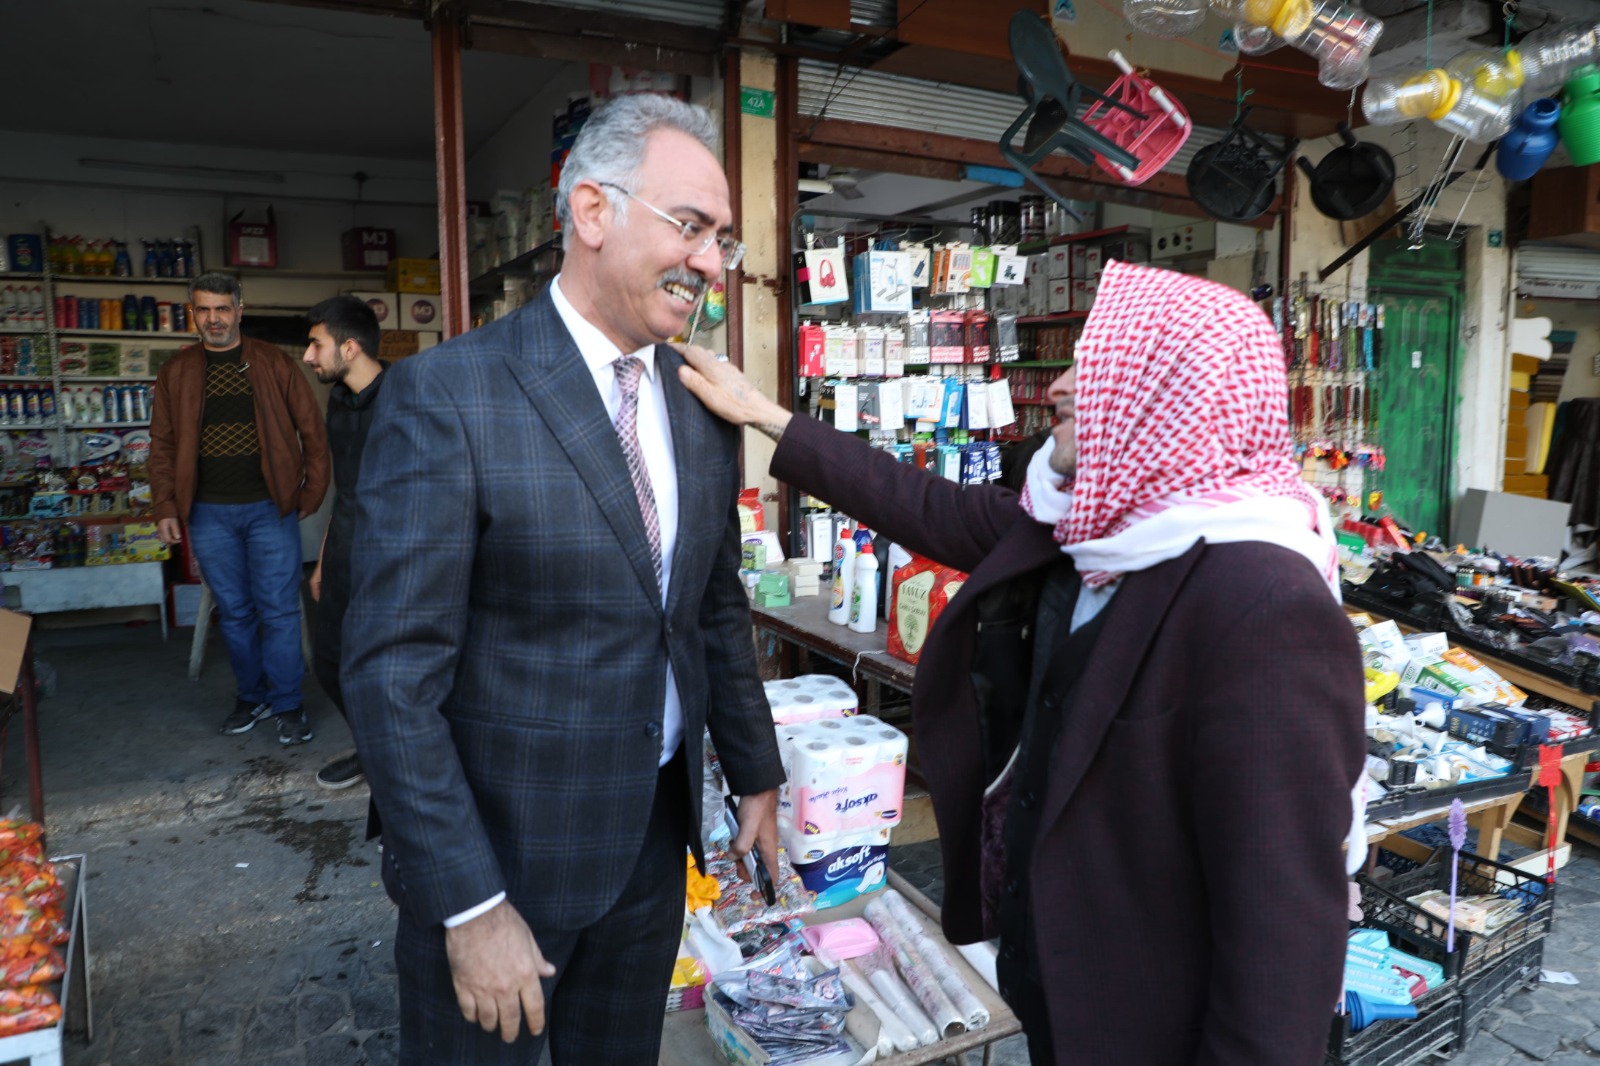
[797,58,1257,179]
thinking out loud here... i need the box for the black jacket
[318,361,388,647]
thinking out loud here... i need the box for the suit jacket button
[1020,792,1037,810]
[1001,945,1017,962]
[645,722,662,738]
[1005,879,1020,897]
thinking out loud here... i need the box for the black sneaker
[220,700,269,735]
[276,709,313,746]
[315,753,364,790]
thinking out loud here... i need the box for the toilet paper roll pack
[778,715,909,836]
[781,823,892,910]
[763,674,860,726]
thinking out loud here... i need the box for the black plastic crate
[1328,920,1459,1066]
[1459,936,1544,1042]
[1360,848,1554,980]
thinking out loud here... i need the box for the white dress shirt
[445,276,684,930]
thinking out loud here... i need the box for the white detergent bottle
[828,529,857,626]
[849,540,879,633]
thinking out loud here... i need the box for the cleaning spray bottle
[849,540,879,634]
[828,528,857,626]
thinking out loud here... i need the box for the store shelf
[65,420,150,428]
[1017,225,1135,255]
[1016,312,1089,324]
[63,374,157,382]
[0,273,44,281]
[0,375,50,382]
[0,327,47,335]
[1005,360,1073,368]
[470,239,562,295]
[0,422,60,431]
[232,268,386,281]
[48,274,191,286]
[55,329,187,340]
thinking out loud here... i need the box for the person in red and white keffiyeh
[1021,258,1340,602]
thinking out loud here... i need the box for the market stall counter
[660,869,1021,1066]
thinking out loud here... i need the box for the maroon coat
[772,416,1365,1065]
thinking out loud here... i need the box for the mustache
[658,269,706,296]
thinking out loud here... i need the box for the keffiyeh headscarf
[1021,259,1339,600]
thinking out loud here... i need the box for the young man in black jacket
[302,295,387,790]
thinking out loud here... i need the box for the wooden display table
[1367,747,1592,873]
[752,597,914,697]
[2,563,168,640]
[660,868,1021,1066]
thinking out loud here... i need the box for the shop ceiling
[0,0,572,162]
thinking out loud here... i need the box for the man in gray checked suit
[341,94,785,1065]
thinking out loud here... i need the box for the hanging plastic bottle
[1123,0,1207,39]
[1497,98,1563,180]
[1362,48,1523,142]
[1559,66,1600,166]
[1221,0,1382,90]
[1517,20,1600,101]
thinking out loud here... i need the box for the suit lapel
[502,293,662,609]
[1036,541,1207,837]
[657,343,707,617]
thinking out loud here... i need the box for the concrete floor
[9,618,1600,1065]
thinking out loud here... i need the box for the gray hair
[188,272,242,304]
[555,94,719,247]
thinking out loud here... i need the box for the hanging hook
[1347,89,1357,129]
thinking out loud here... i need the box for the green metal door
[1367,239,1465,539]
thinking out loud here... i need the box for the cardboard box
[341,227,396,272]
[378,330,420,359]
[399,293,442,331]
[386,257,441,294]
[226,207,277,268]
[0,609,32,695]
[349,292,399,330]
[169,582,204,628]
[1452,488,1571,559]
[1046,246,1071,280]
[1047,280,1071,314]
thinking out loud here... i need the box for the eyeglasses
[598,182,746,272]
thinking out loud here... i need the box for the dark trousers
[395,749,690,1065]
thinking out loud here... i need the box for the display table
[1365,747,1589,866]
[660,868,1021,1066]
[752,597,914,697]
[2,564,167,640]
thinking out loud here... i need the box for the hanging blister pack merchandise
[1280,277,1388,513]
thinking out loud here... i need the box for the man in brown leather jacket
[149,273,330,744]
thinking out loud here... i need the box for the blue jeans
[187,500,304,714]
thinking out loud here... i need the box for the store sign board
[740,87,775,118]
[1519,276,1600,301]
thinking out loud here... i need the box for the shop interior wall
[1286,121,1512,508]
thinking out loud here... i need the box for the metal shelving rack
[0,223,202,463]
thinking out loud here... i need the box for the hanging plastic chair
[999,11,1143,218]
[1186,107,1299,222]
[1080,50,1191,186]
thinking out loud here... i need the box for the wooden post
[431,3,470,339]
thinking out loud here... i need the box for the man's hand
[156,518,183,546]
[731,788,782,888]
[308,562,322,603]
[672,344,792,442]
[444,901,557,1044]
